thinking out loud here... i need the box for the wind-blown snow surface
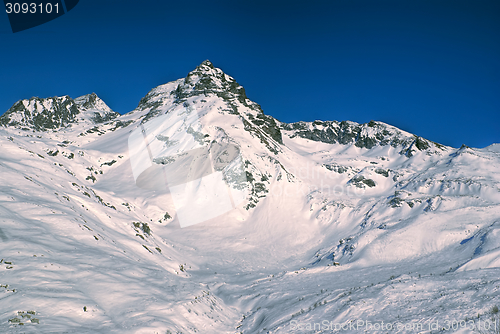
[1,61,500,333]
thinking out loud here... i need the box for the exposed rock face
[136,60,283,145]
[0,96,80,130]
[281,119,444,156]
[0,93,118,131]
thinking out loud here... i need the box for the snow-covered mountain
[1,60,499,333]
[0,93,119,131]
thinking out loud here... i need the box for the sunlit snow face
[128,106,248,228]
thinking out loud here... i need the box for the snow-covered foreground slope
[1,61,500,333]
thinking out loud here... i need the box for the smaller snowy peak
[281,119,448,156]
[74,93,112,113]
[73,93,119,124]
[456,144,474,154]
[0,94,118,131]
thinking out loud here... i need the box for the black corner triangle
[64,0,79,12]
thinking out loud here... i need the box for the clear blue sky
[1,0,499,148]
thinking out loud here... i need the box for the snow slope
[1,60,499,333]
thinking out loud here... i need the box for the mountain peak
[183,61,239,91]
[0,94,118,131]
[137,61,262,115]
[199,59,214,69]
[133,61,284,146]
[168,61,262,117]
[74,92,113,113]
